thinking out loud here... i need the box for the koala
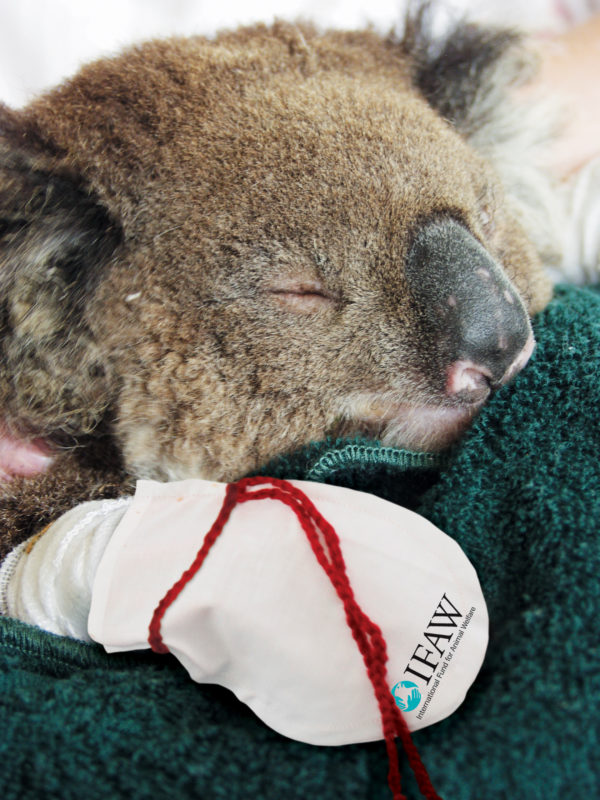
[0,13,556,559]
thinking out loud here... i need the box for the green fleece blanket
[0,284,598,800]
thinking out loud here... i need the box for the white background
[0,0,589,108]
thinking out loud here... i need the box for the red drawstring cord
[148,476,442,800]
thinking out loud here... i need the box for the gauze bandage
[0,497,131,638]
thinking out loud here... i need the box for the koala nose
[405,218,534,401]
[445,333,535,398]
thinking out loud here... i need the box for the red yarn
[148,477,442,800]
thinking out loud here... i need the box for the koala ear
[0,113,123,440]
[401,9,527,136]
[399,10,563,268]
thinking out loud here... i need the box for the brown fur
[0,18,553,559]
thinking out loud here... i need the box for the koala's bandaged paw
[0,479,488,746]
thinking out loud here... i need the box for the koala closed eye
[267,280,339,312]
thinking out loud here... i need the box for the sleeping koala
[0,14,556,558]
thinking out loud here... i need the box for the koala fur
[0,13,555,559]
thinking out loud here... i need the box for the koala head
[0,18,553,482]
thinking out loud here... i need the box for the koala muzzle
[406,218,534,402]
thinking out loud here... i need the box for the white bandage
[0,497,131,640]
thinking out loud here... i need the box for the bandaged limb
[0,478,488,748]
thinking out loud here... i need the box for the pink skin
[0,425,54,482]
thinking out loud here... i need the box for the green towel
[0,284,598,800]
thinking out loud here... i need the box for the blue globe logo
[391,680,421,712]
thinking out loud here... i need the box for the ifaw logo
[403,593,463,684]
[391,680,421,712]
[390,593,464,713]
